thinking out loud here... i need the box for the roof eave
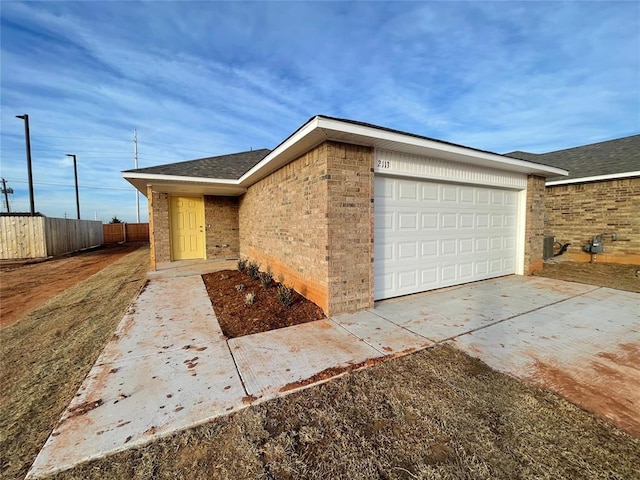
[238,116,567,186]
[546,171,640,186]
[122,172,246,196]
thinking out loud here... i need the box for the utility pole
[16,114,35,215]
[65,154,80,219]
[1,178,13,213]
[134,129,140,223]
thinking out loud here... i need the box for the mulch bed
[201,270,325,338]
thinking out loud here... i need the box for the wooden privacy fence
[0,216,103,259]
[102,223,149,244]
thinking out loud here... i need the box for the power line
[7,179,133,191]
[0,133,131,142]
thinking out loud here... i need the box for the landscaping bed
[201,269,325,338]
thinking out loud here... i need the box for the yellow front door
[170,196,205,260]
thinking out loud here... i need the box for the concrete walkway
[27,274,640,478]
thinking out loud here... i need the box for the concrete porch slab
[27,276,246,479]
[148,258,237,279]
[229,319,384,398]
[332,310,433,354]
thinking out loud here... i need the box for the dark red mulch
[201,270,326,338]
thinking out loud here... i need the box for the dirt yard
[0,245,149,480]
[0,243,147,329]
[202,270,325,338]
[535,261,640,293]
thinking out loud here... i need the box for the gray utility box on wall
[543,236,555,260]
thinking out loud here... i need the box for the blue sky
[1,1,638,223]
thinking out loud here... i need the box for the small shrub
[247,261,260,280]
[259,270,273,289]
[244,292,255,305]
[277,284,294,307]
[237,258,248,273]
[235,284,244,291]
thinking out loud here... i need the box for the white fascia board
[315,116,568,177]
[238,117,321,186]
[122,171,238,185]
[546,171,640,186]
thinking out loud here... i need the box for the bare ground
[0,246,149,480]
[535,260,640,293]
[0,243,147,329]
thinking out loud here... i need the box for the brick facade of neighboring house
[545,178,640,263]
[508,134,640,265]
[127,116,564,316]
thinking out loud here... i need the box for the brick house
[507,135,640,265]
[123,116,565,316]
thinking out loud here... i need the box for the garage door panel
[459,262,474,279]
[459,187,475,203]
[398,270,417,289]
[421,240,438,257]
[442,185,457,202]
[459,238,473,254]
[398,241,418,260]
[421,213,439,229]
[441,213,457,229]
[398,212,418,230]
[374,242,393,261]
[421,184,439,201]
[374,176,519,300]
[441,239,457,256]
[375,212,394,231]
[398,180,418,200]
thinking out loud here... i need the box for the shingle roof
[124,148,271,180]
[505,135,640,182]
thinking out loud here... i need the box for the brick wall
[545,178,640,264]
[149,188,170,267]
[239,143,330,312]
[204,196,239,259]
[524,175,546,274]
[325,142,374,314]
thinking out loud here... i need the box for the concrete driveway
[369,276,640,437]
[27,273,639,478]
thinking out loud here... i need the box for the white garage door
[374,176,518,300]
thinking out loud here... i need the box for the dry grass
[47,345,639,480]
[0,246,149,480]
[4,251,639,480]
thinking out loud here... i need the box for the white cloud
[1,1,638,221]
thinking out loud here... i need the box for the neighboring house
[123,115,565,316]
[507,135,640,265]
